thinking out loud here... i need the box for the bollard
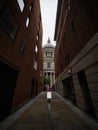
[47,92,52,103]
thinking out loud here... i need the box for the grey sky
[40,0,58,46]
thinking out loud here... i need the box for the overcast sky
[40,0,58,46]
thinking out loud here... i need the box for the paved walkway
[0,92,98,130]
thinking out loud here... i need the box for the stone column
[50,73,52,88]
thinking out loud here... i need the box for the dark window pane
[20,37,26,53]
[47,62,51,68]
[0,7,18,40]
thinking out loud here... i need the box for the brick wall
[54,0,98,119]
[55,0,98,77]
[0,0,43,112]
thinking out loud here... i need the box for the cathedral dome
[43,38,55,48]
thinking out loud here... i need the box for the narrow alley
[0,92,98,130]
[0,0,98,129]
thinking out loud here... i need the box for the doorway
[78,70,95,117]
[0,62,18,120]
[31,78,36,98]
[63,77,76,105]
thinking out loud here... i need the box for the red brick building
[0,0,43,120]
[54,0,98,119]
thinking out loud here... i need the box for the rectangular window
[34,60,37,70]
[0,6,18,40]
[38,23,40,30]
[20,37,26,54]
[29,5,32,11]
[29,2,33,11]
[47,52,51,57]
[26,17,30,28]
[36,34,39,41]
[35,45,38,53]
[47,62,51,68]
[17,0,25,12]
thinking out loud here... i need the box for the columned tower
[43,38,55,89]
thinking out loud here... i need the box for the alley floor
[0,92,98,130]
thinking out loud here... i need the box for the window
[35,45,38,53]
[17,0,25,12]
[47,52,52,57]
[20,37,26,54]
[0,6,18,40]
[38,23,40,30]
[33,60,37,70]
[29,5,32,11]
[26,17,30,28]
[36,33,39,41]
[47,62,51,68]
[29,2,33,11]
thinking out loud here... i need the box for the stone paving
[0,92,98,130]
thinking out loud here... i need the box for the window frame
[17,0,25,12]
[26,17,30,28]
[47,62,51,68]
[0,6,18,41]
[20,37,26,54]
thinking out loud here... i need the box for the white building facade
[43,38,55,88]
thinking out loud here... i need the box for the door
[0,62,18,120]
[31,78,36,98]
[63,77,76,105]
[78,70,95,117]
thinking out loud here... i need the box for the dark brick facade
[54,0,98,119]
[0,0,43,120]
[55,0,98,77]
